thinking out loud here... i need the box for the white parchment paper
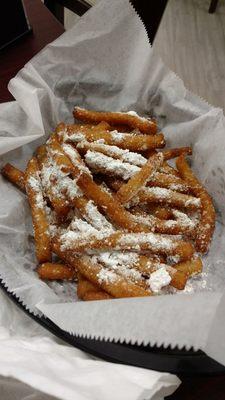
[1,0,225,364]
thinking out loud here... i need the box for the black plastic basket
[1,279,224,376]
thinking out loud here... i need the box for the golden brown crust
[176,155,215,253]
[77,276,113,300]
[37,262,77,280]
[64,124,165,151]
[73,107,157,135]
[1,163,25,192]
[52,242,152,298]
[25,157,51,263]
[116,153,164,204]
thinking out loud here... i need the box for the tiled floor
[62,0,225,110]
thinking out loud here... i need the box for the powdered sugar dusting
[92,251,142,283]
[142,187,201,207]
[148,267,171,293]
[97,268,117,284]
[62,143,91,175]
[110,130,127,143]
[27,176,45,210]
[123,110,148,122]
[119,233,176,252]
[85,150,139,180]
[77,141,146,166]
[172,209,197,229]
[85,200,114,231]
[60,218,112,250]
[41,157,82,201]
[64,132,85,143]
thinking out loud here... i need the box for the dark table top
[0,0,64,102]
[1,0,225,398]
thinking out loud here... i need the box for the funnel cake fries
[114,152,164,204]
[37,262,77,280]
[1,106,215,300]
[59,229,194,261]
[80,145,191,193]
[25,157,51,263]
[77,275,113,300]
[58,123,165,151]
[1,163,25,192]
[176,155,215,253]
[108,179,201,210]
[73,107,157,135]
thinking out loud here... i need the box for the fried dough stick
[66,212,188,290]
[77,275,113,300]
[25,157,51,263]
[48,135,150,233]
[73,107,157,135]
[1,163,25,192]
[116,152,164,204]
[135,255,188,290]
[60,141,152,233]
[163,147,192,160]
[151,206,174,220]
[76,174,150,232]
[137,187,201,210]
[159,163,180,177]
[130,209,196,236]
[147,172,191,193]
[36,144,70,218]
[176,155,215,253]
[60,123,165,151]
[174,257,203,277]
[37,262,77,280]
[35,144,47,164]
[77,141,148,166]
[72,197,113,231]
[78,142,192,165]
[59,230,194,261]
[109,179,201,210]
[80,144,191,193]
[52,242,151,298]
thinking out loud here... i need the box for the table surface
[0,0,64,103]
[1,0,225,398]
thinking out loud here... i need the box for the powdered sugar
[77,141,146,166]
[69,218,98,236]
[123,110,147,122]
[94,251,138,269]
[93,251,142,283]
[172,209,196,229]
[45,206,59,237]
[85,150,139,180]
[27,176,45,210]
[62,143,91,175]
[142,187,201,207]
[132,213,182,232]
[131,213,156,230]
[62,144,80,163]
[97,268,117,284]
[64,132,85,143]
[110,130,127,143]
[148,267,171,293]
[126,111,139,117]
[60,218,111,250]
[119,233,176,251]
[85,200,113,231]
[185,197,201,207]
[41,157,82,201]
